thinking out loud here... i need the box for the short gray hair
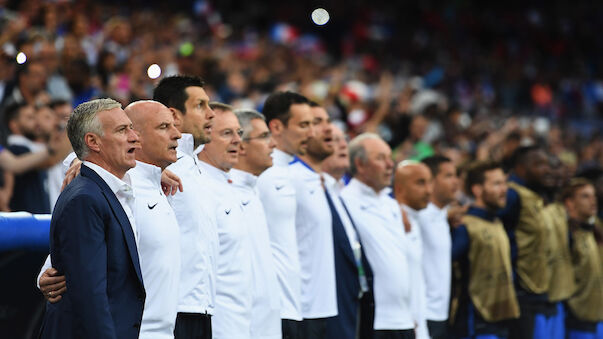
[348,133,382,176]
[67,98,121,159]
[234,108,266,139]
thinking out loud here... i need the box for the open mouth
[227,149,238,155]
[127,147,136,154]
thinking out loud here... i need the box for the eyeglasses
[219,129,244,139]
[243,131,272,142]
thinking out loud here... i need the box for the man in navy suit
[322,123,374,339]
[40,98,145,339]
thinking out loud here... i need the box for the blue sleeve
[52,194,118,339]
[497,188,521,231]
[452,225,470,261]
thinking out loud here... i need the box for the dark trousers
[373,329,415,339]
[174,312,212,339]
[508,298,556,339]
[299,317,329,339]
[427,320,448,339]
[282,319,302,339]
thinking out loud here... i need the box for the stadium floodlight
[147,64,162,79]
[16,52,27,64]
[311,8,330,26]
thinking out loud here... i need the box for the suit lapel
[325,191,357,267]
[81,165,144,286]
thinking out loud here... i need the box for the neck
[198,151,230,172]
[234,159,262,177]
[298,154,322,172]
[473,199,494,213]
[356,176,382,194]
[431,196,448,209]
[324,168,344,181]
[135,156,166,171]
[86,155,127,179]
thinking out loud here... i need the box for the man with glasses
[196,103,253,338]
[230,108,282,339]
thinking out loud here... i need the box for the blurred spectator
[4,102,50,213]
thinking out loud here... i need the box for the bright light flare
[311,8,330,26]
[147,64,161,79]
[16,52,27,64]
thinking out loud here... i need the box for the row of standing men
[36,75,602,339]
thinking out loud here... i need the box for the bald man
[123,101,183,339]
[39,100,184,339]
[394,161,432,339]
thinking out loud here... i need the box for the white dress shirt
[196,160,252,339]
[341,178,413,330]
[129,161,180,339]
[257,149,302,321]
[289,159,337,319]
[230,168,282,339]
[400,204,428,339]
[417,202,451,322]
[83,161,137,244]
[166,134,218,315]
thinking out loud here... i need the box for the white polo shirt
[129,161,180,339]
[417,202,451,322]
[166,134,218,315]
[341,178,413,330]
[400,204,428,339]
[230,168,282,339]
[257,149,302,321]
[288,159,337,319]
[196,160,252,339]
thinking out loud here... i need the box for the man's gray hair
[348,133,382,176]
[67,98,121,159]
[234,108,266,139]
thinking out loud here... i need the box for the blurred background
[1,0,603,337]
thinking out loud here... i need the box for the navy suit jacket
[325,193,374,339]
[40,165,145,339]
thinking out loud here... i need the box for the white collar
[197,159,231,184]
[194,144,205,155]
[133,160,162,187]
[230,168,258,189]
[271,148,295,166]
[83,161,133,196]
[400,203,421,219]
[347,178,386,199]
[176,133,195,156]
[322,172,337,191]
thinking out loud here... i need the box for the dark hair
[509,145,543,169]
[464,160,503,197]
[3,102,29,127]
[262,91,309,125]
[153,75,205,114]
[308,100,320,108]
[422,154,452,177]
[560,177,593,202]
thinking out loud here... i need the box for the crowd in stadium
[0,1,602,339]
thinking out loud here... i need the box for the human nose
[206,107,216,120]
[171,125,182,140]
[127,127,139,142]
[268,136,276,149]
